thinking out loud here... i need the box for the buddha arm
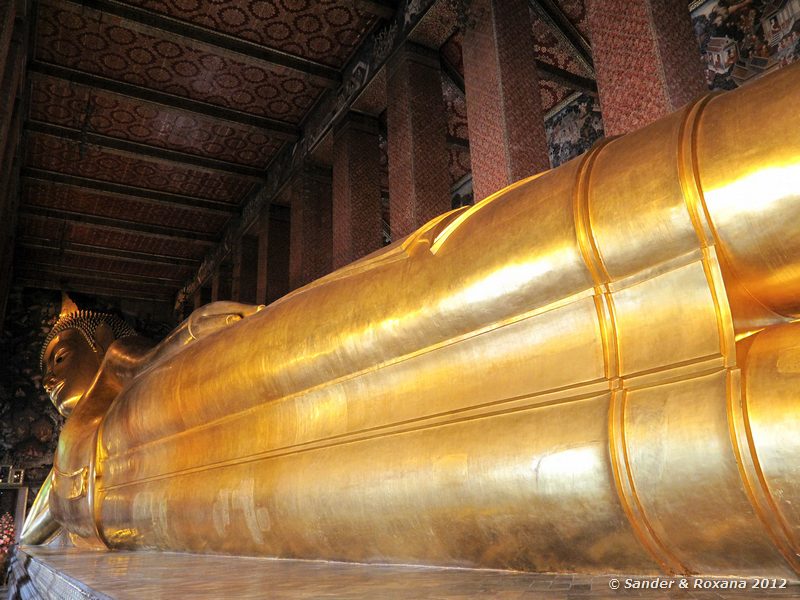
[134,302,265,375]
[20,469,58,545]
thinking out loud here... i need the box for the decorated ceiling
[8,0,597,309]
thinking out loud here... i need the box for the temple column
[586,0,706,135]
[266,206,291,304]
[386,43,450,240]
[239,235,258,304]
[332,112,382,269]
[256,204,270,304]
[462,0,550,201]
[289,164,333,290]
[211,268,221,302]
[192,288,203,310]
[230,238,242,302]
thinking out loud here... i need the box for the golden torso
[43,63,800,578]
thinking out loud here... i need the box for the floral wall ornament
[373,24,397,64]
[446,0,482,33]
[0,511,16,581]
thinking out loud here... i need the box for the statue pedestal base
[6,547,556,599]
[7,546,795,599]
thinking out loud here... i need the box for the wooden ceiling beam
[15,258,187,285]
[19,238,200,267]
[73,0,341,88]
[355,0,396,19]
[14,276,174,302]
[528,0,594,76]
[19,205,219,244]
[29,61,300,140]
[17,267,172,293]
[22,168,238,216]
[26,120,266,181]
[534,61,597,95]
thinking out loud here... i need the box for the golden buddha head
[40,294,136,417]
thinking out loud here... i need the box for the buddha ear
[95,322,116,356]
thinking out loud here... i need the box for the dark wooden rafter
[15,259,187,285]
[26,120,266,181]
[22,168,238,216]
[72,0,341,88]
[440,51,465,90]
[356,0,396,19]
[29,62,300,140]
[534,61,597,95]
[14,276,174,302]
[19,238,200,267]
[19,205,219,244]
[17,267,172,293]
[528,0,594,76]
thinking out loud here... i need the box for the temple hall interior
[1,0,800,597]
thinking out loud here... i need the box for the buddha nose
[43,373,57,393]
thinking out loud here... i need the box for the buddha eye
[54,350,68,365]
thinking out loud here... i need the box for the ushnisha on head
[40,294,136,417]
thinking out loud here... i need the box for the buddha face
[42,328,102,417]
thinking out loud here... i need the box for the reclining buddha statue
[21,62,800,580]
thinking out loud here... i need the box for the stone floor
[7,547,800,600]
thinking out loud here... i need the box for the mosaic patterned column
[462,0,550,201]
[211,268,221,302]
[256,204,270,305]
[332,112,382,270]
[239,235,259,304]
[289,164,333,291]
[387,43,450,240]
[587,0,706,136]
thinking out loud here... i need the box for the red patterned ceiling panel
[25,132,254,203]
[36,1,326,122]
[67,222,207,258]
[557,0,590,41]
[30,74,282,168]
[22,180,228,233]
[531,13,590,77]
[117,0,378,68]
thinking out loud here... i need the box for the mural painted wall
[691,0,800,90]
[545,93,605,169]
[0,288,63,505]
